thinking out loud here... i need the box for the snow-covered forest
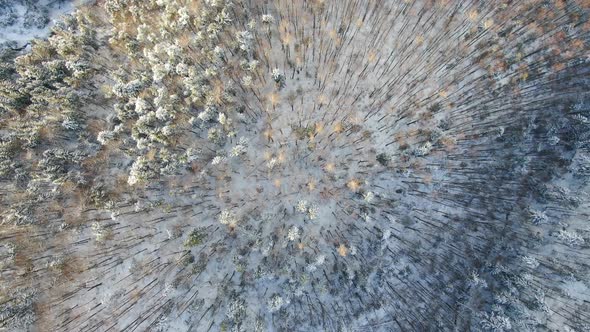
[1,0,590,331]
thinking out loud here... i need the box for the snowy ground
[0,0,92,49]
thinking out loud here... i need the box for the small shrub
[184,228,207,247]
